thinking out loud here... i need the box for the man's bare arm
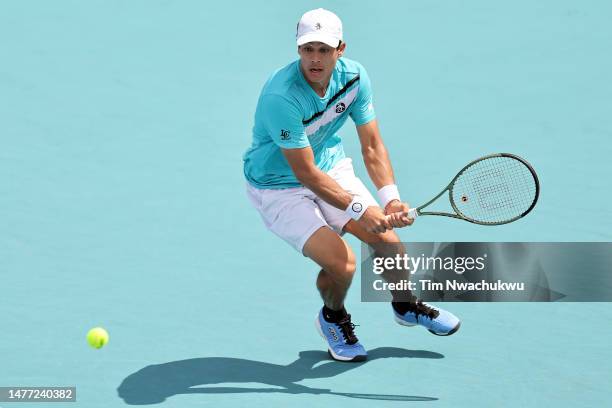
[282,146,391,233]
[356,119,413,227]
[283,147,352,210]
[356,119,395,190]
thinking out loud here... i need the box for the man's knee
[371,231,406,258]
[324,251,356,281]
[304,226,357,280]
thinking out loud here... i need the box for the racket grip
[408,208,418,219]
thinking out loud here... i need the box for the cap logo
[314,22,322,30]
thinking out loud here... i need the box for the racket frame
[411,153,540,225]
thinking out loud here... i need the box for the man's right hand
[358,206,392,234]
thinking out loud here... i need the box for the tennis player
[243,8,460,361]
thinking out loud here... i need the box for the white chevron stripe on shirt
[304,85,360,136]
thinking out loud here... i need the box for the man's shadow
[117,347,443,404]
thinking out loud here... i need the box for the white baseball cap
[296,8,343,48]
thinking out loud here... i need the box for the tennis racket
[406,153,539,225]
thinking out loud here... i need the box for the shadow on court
[117,347,443,404]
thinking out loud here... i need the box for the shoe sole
[394,313,461,336]
[315,315,367,362]
[328,350,367,362]
[431,321,461,336]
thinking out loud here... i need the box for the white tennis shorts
[246,158,378,255]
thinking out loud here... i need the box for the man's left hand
[384,200,414,228]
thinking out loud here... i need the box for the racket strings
[452,156,537,224]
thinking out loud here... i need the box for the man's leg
[343,220,461,336]
[303,226,367,361]
[246,183,368,359]
[342,220,413,302]
[303,226,356,310]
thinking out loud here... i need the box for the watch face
[352,202,363,213]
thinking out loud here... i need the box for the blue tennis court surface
[1,1,611,407]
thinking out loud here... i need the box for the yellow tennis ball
[87,327,109,349]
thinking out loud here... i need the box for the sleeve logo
[280,129,291,140]
[335,102,346,113]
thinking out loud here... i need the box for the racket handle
[408,208,418,219]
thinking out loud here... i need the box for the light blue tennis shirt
[243,57,376,189]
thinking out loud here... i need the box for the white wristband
[377,184,401,209]
[345,195,368,220]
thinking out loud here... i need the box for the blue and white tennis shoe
[393,299,461,336]
[316,309,367,362]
